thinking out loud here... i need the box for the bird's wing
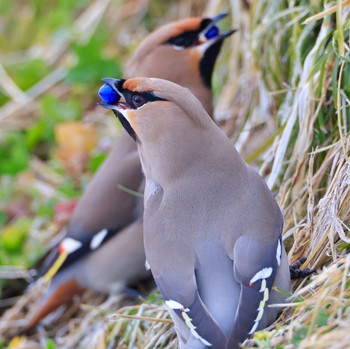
[228,235,282,347]
[37,227,120,281]
[155,270,226,348]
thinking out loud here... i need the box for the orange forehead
[123,78,154,92]
[169,17,202,37]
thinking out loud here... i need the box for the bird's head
[99,77,232,182]
[98,77,214,144]
[125,14,237,114]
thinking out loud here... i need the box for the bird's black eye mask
[122,89,167,109]
[103,78,167,109]
[165,18,211,48]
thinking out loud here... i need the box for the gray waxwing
[100,77,290,349]
[24,14,236,329]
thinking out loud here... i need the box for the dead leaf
[55,121,97,178]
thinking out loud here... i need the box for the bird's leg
[290,257,316,279]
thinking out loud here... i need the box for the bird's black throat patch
[113,110,139,143]
[200,40,223,89]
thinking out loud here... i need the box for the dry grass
[0,0,349,348]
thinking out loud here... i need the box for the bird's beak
[98,78,139,142]
[98,78,128,113]
[198,12,237,47]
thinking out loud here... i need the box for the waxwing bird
[125,13,236,116]
[100,77,290,349]
[24,14,236,329]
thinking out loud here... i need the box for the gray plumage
[102,77,290,349]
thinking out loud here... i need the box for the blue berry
[98,84,120,104]
[205,26,219,39]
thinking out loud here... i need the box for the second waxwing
[100,77,290,349]
[24,14,236,329]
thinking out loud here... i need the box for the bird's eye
[167,31,198,48]
[132,94,146,108]
[173,36,185,47]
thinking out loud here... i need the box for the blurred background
[0,0,349,348]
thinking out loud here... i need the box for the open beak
[98,77,139,142]
[198,12,237,46]
[98,78,129,112]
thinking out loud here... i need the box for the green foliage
[36,200,56,219]
[0,217,29,253]
[89,152,107,173]
[0,132,29,175]
[66,26,123,86]
[41,95,82,123]
[0,0,125,180]
[0,216,43,276]
[316,309,330,327]
[0,1,11,13]
[58,177,82,199]
[5,59,50,91]
[144,289,165,305]
[0,213,5,229]
[46,338,56,349]
[0,0,119,294]
[26,95,83,153]
[339,241,350,254]
[291,326,308,346]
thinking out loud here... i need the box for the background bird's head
[125,14,236,115]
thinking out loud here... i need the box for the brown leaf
[55,121,97,178]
